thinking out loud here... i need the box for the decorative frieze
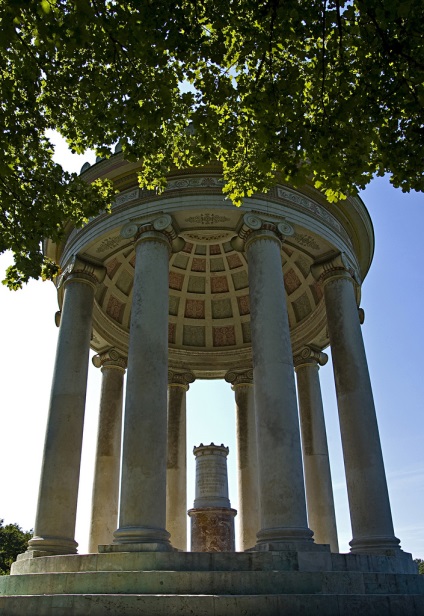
[57,255,106,290]
[311,252,360,287]
[225,369,254,388]
[231,213,294,252]
[92,348,127,372]
[293,346,328,369]
[168,370,195,390]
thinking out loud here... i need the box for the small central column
[313,254,400,554]
[294,347,339,553]
[113,215,182,550]
[89,349,127,553]
[27,257,105,557]
[233,214,313,549]
[188,443,237,552]
[225,368,259,551]
[166,370,195,551]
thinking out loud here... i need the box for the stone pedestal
[188,444,237,552]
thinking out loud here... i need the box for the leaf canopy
[1,0,423,286]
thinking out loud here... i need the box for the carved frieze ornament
[311,252,360,287]
[56,255,106,290]
[92,348,127,372]
[168,370,195,391]
[293,346,328,370]
[231,213,294,252]
[225,368,254,388]
[120,214,185,253]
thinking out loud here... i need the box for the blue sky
[1,140,423,559]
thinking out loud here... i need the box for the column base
[253,526,315,551]
[23,535,78,558]
[112,526,174,552]
[350,535,401,554]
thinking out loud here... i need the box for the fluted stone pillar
[232,214,313,549]
[89,349,127,553]
[113,215,183,551]
[313,254,400,554]
[294,347,339,553]
[166,370,195,552]
[225,369,259,551]
[27,257,105,557]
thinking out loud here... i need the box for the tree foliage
[415,558,424,574]
[1,0,423,287]
[0,519,32,575]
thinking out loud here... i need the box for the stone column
[113,215,183,550]
[166,370,195,552]
[27,257,105,557]
[232,214,313,549]
[89,349,127,553]
[225,368,259,551]
[313,253,400,554]
[188,444,237,552]
[294,347,339,553]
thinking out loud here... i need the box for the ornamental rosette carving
[168,370,195,390]
[311,252,360,286]
[57,255,106,289]
[231,213,294,252]
[92,348,127,371]
[225,368,254,387]
[120,215,185,253]
[293,346,328,369]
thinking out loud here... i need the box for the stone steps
[2,569,424,597]
[1,593,424,616]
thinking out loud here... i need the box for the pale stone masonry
[2,161,421,614]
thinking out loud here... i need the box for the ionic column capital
[57,255,106,290]
[168,370,195,391]
[311,252,360,287]
[121,214,185,254]
[231,213,294,252]
[225,368,254,389]
[92,348,127,372]
[293,346,328,371]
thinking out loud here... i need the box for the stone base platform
[0,550,423,615]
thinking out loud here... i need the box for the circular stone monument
[1,156,422,616]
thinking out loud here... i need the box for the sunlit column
[27,257,105,557]
[89,349,127,552]
[114,215,183,550]
[294,346,339,552]
[232,214,313,549]
[313,254,400,554]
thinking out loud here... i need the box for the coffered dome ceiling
[50,158,373,378]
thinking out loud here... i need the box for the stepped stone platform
[0,549,423,615]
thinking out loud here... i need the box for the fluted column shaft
[166,371,194,551]
[89,350,126,552]
[28,257,105,556]
[294,348,339,553]
[226,369,259,551]
[315,255,400,553]
[238,215,312,547]
[114,217,177,549]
